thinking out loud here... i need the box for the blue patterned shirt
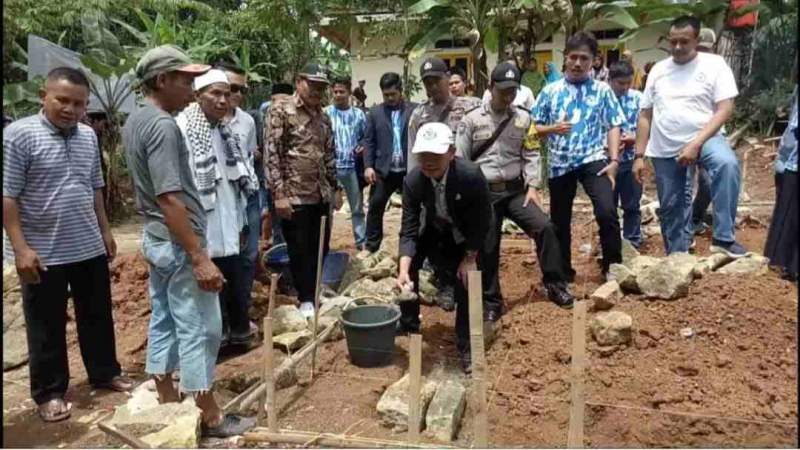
[615,89,643,163]
[532,78,626,178]
[390,109,404,172]
[776,91,798,174]
[324,105,367,170]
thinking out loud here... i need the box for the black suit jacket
[364,101,418,177]
[399,158,492,259]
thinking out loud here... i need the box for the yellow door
[533,50,552,70]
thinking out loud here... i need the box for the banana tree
[565,0,639,36]
[512,0,574,66]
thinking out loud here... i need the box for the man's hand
[632,157,646,185]
[597,160,619,191]
[190,252,224,293]
[457,252,478,288]
[396,271,413,292]
[364,168,377,185]
[620,133,636,147]
[274,198,294,220]
[102,232,117,263]
[253,148,263,161]
[15,247,46,284]
[553,121,573,135]
[354,145,365,155]
[334,189,345,211]
[522,187,542,209]
[677,141,702,167]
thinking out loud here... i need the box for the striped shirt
[324,105,366,170]
[3,112,106,266]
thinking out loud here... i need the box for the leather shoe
[458,348,472,374]
[545,281,575,309]
[483,309,502,323]
[396,321,420,335]
[95,375,135,392]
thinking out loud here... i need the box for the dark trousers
[280,203,332,304]
[21,254,121,405]
[212,254,249,336]
[614,160,643,248]
[399,225,470,351]
[366,172,405,252]
[549,160,622,276]
[483,187,567,313]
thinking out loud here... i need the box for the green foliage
[2,76,44,119]
[737,77,796,134]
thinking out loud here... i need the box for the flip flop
[38,398,72,423]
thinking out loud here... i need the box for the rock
[590,281,622,311]
[590,311,633,346]
[361,257,397,280]
[643,224,662,237]
[417,270,438,305]
[3,298,23,333]
[273,330,312,352]
[608,263,639,293]
[379,234,400,262]
[667,252,699,275]
[107,400,201,448]
[376,373,438,432]
[343,277,397,303]
[3,323,29,371]
[621,239,640,265]
[636,257,694,300]
[715,354,732,368]
[707,253,735,271]
[673,363,699,377]
[595,345,619,357]
[680,327,695,338]
[501,219,523,235]
[310,316,343,342]
[389,193,403,208]
[640,201,659,225]
[272,305,308,336]
[319,296,356,319]
[3,265,20,293]
[626,255,660,274]
[425,380,466,442]
[717,255,768,275]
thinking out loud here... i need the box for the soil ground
[3,138,797,448]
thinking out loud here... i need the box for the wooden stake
[267,273,279,317]
[311,215,327,380]
[467,270,488,448]
[567,300,587,449]
[243,428,451,449]
[407,333,423,443]
[259,317,278,432]
[98,422,150,449]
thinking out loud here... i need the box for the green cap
[135,45,210,82]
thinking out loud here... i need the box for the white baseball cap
[412,122,454,155]
[193,69,229,91]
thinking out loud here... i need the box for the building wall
[349,26,671,106]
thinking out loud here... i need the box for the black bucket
[340,304,401,367]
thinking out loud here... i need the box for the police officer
[456,62,575,320]
[407,57,481,310]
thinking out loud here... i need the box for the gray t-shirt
[122,101,206,242]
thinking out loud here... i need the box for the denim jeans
[653,135,741,253]
[691,165,712,228]
[141,231,222,392]
[337,169,366,248]
[614,159,643,248]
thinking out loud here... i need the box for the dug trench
[2,142,797,447]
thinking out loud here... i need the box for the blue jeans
[337,169,366,248]
[141,231,222,392]
[691,165,712,227]
[614,159,643,248]
[653,135,741,253]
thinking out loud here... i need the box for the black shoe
[483,309,502,323]
[435,286,455,312]
[545,281,575,309]
[396,321,420,335]
[458,347,472,374]
[202,414,257,438]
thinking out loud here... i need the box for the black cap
[420,57,449,80]
[491,62,520,89]
[299,62,330,84]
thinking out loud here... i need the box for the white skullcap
[193,69,229,91]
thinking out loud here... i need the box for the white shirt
[176,114,247,258]
[640,52,738,158]
[226,107,259,189]
[482,85,536,111]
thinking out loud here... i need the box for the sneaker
[693,221,710,236]
[710,240,748,258]
[202,414,257,438]
[299,302,315,319]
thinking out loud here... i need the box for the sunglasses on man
[230,84,248,95]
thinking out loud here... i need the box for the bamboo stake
[467,270,488,448]
[311,215,327,380]
[567,300,587,449]
[267,272,279,317]
[243,429,451,449]
[97,422,150,449]
[407,333,423,444]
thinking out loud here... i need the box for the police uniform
[456,62,574,313]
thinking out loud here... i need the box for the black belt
[488,177,524,193]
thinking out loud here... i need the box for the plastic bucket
[322,252,350,291]
[340,304,401,367]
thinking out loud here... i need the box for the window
[434,38,471,49]
[593,29,625,40]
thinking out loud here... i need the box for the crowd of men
[3,14,797,433]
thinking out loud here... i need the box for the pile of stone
[376,369,467,442]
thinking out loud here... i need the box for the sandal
[38,398,72,423]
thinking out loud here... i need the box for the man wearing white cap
[176,69,258,351]
[396,122,492,373]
